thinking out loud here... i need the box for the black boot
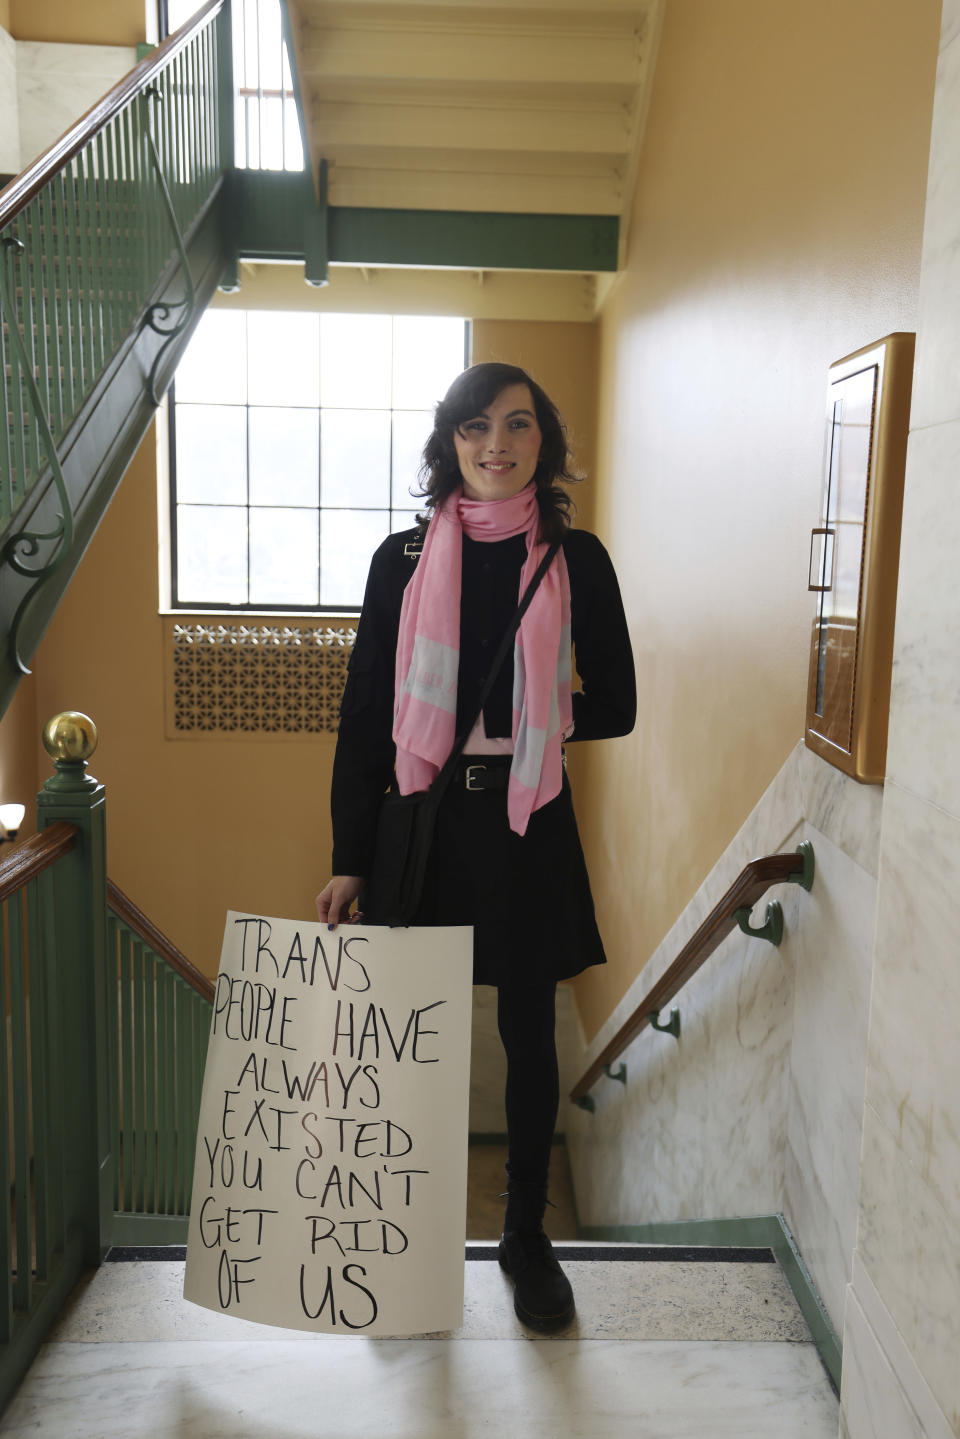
[498,1176,575,1331]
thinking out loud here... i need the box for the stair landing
[0,1248,839,1437]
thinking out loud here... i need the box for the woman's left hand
[315,874,364,928]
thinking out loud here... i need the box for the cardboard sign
[183,913,474,1336]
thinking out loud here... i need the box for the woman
[317,362,636,1331]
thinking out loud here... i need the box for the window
[165,0,304,171]
[232,0,303,173]
[169,311,468,611]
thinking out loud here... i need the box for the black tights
[496,982,559,1187]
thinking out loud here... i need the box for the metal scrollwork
[0,236,76,675]
[142,83,196,403]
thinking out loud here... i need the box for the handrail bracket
[734,900,784,947]
[648,1006,681,1039]
[791,839,816,891]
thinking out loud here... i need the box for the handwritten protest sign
[184,913,473,1336]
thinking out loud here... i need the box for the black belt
[453,758,511,791]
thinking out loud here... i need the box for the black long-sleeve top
[331,525,637,875]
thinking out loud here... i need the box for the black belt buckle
[465,763,486,791]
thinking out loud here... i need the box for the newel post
[36,712,112,1263]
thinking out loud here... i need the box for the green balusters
[26,197,47,485]
[3,234,28,506]
[105,911,212,1220]
[7,892,32,1314]
[157,963,173,1213]
[0,909,11,1346]
[37,863,65,1265]
[0,244,17,510]
[0,2,227,536]
[37,711,110,1263]
[106,915,121,1212]
[118,924,134,1211]
[25,878,52,1283]
[40,184,63,438]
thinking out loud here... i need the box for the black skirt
[411,755,607,989]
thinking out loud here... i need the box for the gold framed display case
[804,333,915,783]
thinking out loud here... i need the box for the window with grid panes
[169,310,468,611]
[165,0,304,172]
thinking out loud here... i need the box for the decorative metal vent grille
[170,623,357,736]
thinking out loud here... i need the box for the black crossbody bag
[359,540,561,926]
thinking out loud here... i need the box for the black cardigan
[331,525,637,875]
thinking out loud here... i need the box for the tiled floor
[0,1145,840,1437]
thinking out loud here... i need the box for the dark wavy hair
[416,363,580,542]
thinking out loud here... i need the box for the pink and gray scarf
[393,484,572,836]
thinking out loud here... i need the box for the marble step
[0,1251,840,1439]
[52,1246,812,1346]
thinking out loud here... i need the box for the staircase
[0,7,847,1433]
[0,0,233,716]
[0,1236,840,1437]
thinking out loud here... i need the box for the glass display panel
[320,409,391,509]
[248,313,319,407]
[392,316,466,410]
[175,405,247,505]
[177,505,248,604]
[320,509,391,608]
[249,407,319,507]
[320,314,392,409]
[175,311,247,404]
[391,510,421,534]
[250,507,319,606]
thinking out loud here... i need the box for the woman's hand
[316,875,364,928]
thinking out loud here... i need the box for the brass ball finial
[42,712,99,763]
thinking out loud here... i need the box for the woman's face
[453,383,542,502]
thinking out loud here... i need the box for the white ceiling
[286,0,662,243]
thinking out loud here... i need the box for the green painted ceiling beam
[227,170,618,277]
[327,206,617,273]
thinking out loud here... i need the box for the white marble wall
[840,6,960,1433]
[567,741,882,1339]
[0,23,21,175]
[783,820,878,1337]
[15,41,136,171]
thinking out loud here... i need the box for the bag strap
[430,539,562,795]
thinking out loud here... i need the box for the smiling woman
[316,361,637,1334]
[453,384,543,502]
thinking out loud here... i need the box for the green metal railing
[107,883,212,1233]
[1,823,82,1352]
[0,0,230,668]
[1,714,107,1414]
[1,715,214,1412]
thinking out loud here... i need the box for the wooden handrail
[0,821,79,903]
[107,879,215,1003]
[570,849,811,1104]
[0,0,224,230]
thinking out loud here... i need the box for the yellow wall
[471,319,598,531]
[32,430,339,976]
[7,0,143,45]
[571,0,940,1039]
[0,1,11,36]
